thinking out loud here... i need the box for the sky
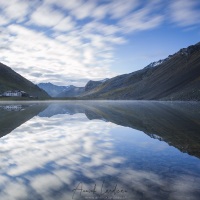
[0,0,200,86]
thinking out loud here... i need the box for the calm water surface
[0,101,200,200]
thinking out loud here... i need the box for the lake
[0,101,200,200]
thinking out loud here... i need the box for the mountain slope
[81,42,200,100]
[38,82,70,97]
[0,62,49,99]
[85,79,109,92]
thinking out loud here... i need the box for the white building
[3,90,25,97]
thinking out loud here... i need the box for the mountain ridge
[38,82,84,97]
[80,42,200,101]
[38,79,109,98]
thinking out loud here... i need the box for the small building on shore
[2,90,29,97]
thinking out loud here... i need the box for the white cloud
[71,0,97,20]
[0,15,9,25]
[30,4,64,27]
[0,0,168,86]
[119,7,163,33]
[83,21,121,36]
[91,4,108,20]
[1,24,116,85]
[109,0,139,19]
[0,0,30,22]
[53,16,76,32]
[170,0,200,27]
[71,0,138,21]
[83,47,95,64]
[44,0,83,10]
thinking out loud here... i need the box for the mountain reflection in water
[0,101,200,200]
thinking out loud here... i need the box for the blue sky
[0,0,200,86]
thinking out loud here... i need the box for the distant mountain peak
[38,82,84,97]
[177,42,200,57]
[38,79,109,98]
[38,82,70,97]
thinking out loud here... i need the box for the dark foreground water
[0,101,200,200]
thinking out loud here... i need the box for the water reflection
[0,101,200,200]
[0,104,24,111]
[38,101,200,159]
[0,102,47,138]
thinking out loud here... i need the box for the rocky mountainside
[0,62,49,99]
[80,42,200,101]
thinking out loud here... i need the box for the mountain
[85,79,109,92]
[56,85,84,97]
[38,82,70,97]
[80,42,200,101]
[38,82,84,97]
[38,79,109,98]
[0,62,49,99]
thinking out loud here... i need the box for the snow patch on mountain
[145,55,173,69]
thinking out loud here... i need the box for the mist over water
[0,101,200,200]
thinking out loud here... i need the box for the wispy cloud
[170,0,200,27]
[53,16,76,32]
[108,0,138,19]
[71,0,97,20]
[119,6,163,33]
[0,0,198,86]
[0,0,30,22]
[30,4,65,27]
[0,15,9,25]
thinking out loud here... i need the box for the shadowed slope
[0,62,50,99]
